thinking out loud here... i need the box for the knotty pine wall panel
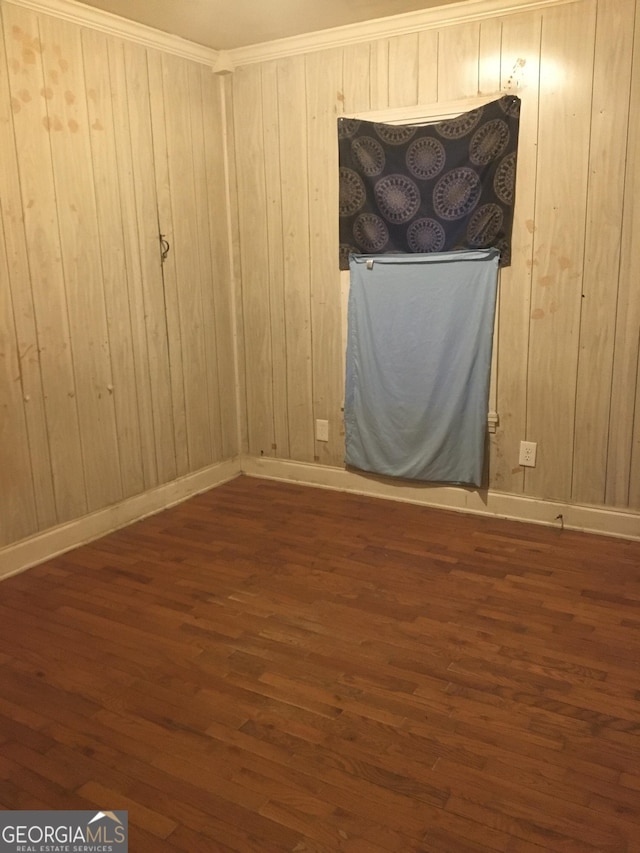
[3,4,88,526]
[261,60,291,462]
[232,62,276,460]
[40,13,123,512]
[159,52,214,473]
[202,72,239,463]
[0,12,51,540]
[370,39,390,110]
[572,0,635,506]
[388,33,420,108]
[0,5,237,550]
[122,39,178,488]
[417,31,439,105]
[608,0,640,509]
[276,55,315,464]
[0,198,37,543]
[146,48,190,480]
[231,0,640,513]
[490,11,542,495]
[82,29,146,499]
[306,49,344,467]
[525,1,597,502]
[342,42,372,122]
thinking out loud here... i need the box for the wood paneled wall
[231,0,640,512]
[1,0,639,557]
[0,4,238,549]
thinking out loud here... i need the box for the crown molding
[230,0,575,67]
[1,0,223,67]
[0,0,577,72]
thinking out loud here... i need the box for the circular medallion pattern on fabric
[433,167,482,221]
[493,152,516,205]
[467,203,504,246]
[338,118,361,139]
[470,119,510,166]
[436,107,484,139]
[339,167,366,217]
[407,218,446,253]
[374,174,421,224]
[499,95,521,118]
[373,123,417,145]
[351,136,385,177]
[406,136,446,180]
[353,213,389,252]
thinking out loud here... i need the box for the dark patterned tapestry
[338,95,520,270]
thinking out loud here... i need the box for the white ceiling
[73,0,467,51]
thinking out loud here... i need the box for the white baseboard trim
[3,453,637,582]
[241,456,640,542]
[0,458,242,581]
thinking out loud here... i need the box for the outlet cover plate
[519,440,537,467]
[316,419,329,442]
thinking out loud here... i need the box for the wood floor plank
[1,476,639,851]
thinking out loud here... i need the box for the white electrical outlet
[316,419,329,442]
[519,440,537,467]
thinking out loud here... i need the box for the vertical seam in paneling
[476,22,482,93]
[435,30,440,101]
[189,62,216,463]
[80,28,124,499]
[302,55,316,432]
[629,330,640,503]
[305,58,314,448]
[154,51,183,471]
[604,0,639,506]
[260,63,279,453]
[123,45,161,479]
[107,38,147,486]
[570,0,598,503]
[487,20,503,436]
[219,77,245,458]
[371,39,390,109]
[201,67,225,457]
[303,53,316,437]
[0,9,46,526]
[38,14,88,516]
[623,0,640,505]
[200,64,221,463]
[269,60,291,456]
[522,11,544,491]
[0,199,40,529]
[231,76,253,455]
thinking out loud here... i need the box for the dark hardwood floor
[1,475,640,852]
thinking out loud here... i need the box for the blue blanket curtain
[345,249,499,487]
